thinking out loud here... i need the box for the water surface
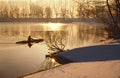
[0,22,107,78]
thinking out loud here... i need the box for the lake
[0,22,107,78]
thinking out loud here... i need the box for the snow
[23,60,120,78]
[22,40,120,78]
[54,44,120,63]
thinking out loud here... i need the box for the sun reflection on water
[51,58,56,63]
[42,23,65,31]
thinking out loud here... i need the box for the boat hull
[16,39,44,44]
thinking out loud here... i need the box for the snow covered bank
[22,60,120,78]
[54,44,120,64]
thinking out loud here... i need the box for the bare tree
[21,7,29,18]
[37,6,44,18]
[11,5,19,18]
[2,7,9,18]
[31,4,44,18]
[69,4,75,18]
[60,8,68,18]
[76,3,85,18]
[75,0,90,18]
[106,0,120,38]
[74,0,107,18]
[44,31,66,52]
[30,3,37,18]
[53,0,59,18]
[45,7,52,18]
[114,0,120,27]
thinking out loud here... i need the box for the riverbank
[54,40,120,64]
[22,39,120,78]
[0,18,102,23]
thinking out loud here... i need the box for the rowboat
[16,39,44,44]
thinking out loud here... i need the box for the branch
[106,0,116,25]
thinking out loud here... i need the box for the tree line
[0,0,110,18]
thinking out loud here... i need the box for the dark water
[0,22,107,78]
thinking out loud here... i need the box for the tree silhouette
[106,0,120,39]
[45,7,52,18]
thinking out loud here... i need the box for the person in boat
[28,35,34,48]
[28,35,34,42]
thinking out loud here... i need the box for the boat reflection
[28,42,33,48]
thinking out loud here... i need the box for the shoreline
[0,18,102,23]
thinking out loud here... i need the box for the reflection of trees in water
[77,24,106,44]
[42,24,106,50]
[0,26,43,37]
[79,25,106,41]
[44,31,67,52]
[0,26,19,36]
[0,23,107,48]
[66,23,107,48]
[30,31,44,38]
